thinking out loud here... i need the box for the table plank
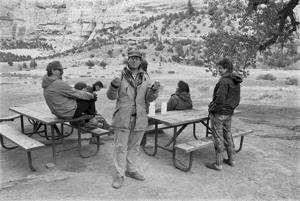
[148,109,209,126]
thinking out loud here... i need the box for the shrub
[285,77,299,85]
[168,70,175,74]
[85,60,95,69]
[99,61,107,68]
[30,60,37,69]
[90,54,95,58]
[23,62,27,68]
[8,61,13,66]
[18,64,22,70]
[256,74,276,81]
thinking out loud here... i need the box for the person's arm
[56,80,94,100]
[107,75,121,100]
[167,96,177,111]
[145,80,160,103]
[210,81,228,113]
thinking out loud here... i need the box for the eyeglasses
[54,69,64,72]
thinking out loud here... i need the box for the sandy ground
[0,61,300,201]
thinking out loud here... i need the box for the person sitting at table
[42,61,101,130]
[156,80,193,112]
[74,81,112,144]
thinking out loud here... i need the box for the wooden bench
[0,124,46,171]
[0,114,20,123]
[173,129,254,172]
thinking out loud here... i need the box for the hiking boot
[86,117,103,128]
[125,171,145,181]
[89,137,105,145]
[206,163,222,171]
[223,159,236,167]
[112,176,124,189]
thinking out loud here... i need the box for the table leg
[51,125,56,164]
[164,124,187,147]
[20,115,24,133]
[192,123,197,139]
[142,122,158,156]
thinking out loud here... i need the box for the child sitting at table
[74,81,112,144]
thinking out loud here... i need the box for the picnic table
[142,108,253,172]
[2,101,107,170]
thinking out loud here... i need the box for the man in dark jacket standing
[206,58,242,171]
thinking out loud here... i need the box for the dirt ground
[0,60,300,201]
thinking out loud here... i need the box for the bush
[99,61,107,68]
[256,74,276,81]
[85,60,95,69]
[23,62,27,69]
[285,77,299,85]
[8,61,13,66]
[168,70,176,74]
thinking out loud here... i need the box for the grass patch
[285,77,299,85]
[256,73,276,81]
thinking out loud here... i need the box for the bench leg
[77,127,100,158]
[27,151,37,171]
[0,135,18,149]
[235,136,244,153]
[142,123,159,156]
[173,148,194,172]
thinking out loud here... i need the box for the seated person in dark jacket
[156,80,193,112]
[74,81,112,144]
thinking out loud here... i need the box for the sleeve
[144,78,159,103]
[55,80,94,100]
[167,96,177,111]
[106,74,121,100]
[210,81,228,113]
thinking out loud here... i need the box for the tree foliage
[202,0,299,77]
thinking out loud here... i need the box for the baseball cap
[128,51,142,59]
[46,61,66,71]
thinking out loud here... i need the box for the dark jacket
[209,73,242,115]
[167,91,193,111]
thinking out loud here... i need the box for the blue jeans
[210,113,234,165]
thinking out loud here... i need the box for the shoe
[86,117,103,128]
[89,137,105,145]
[112,176,124,189]
[206,163,222,171]
[223,159,236,167]
[125,171,145,181]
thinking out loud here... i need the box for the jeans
[210,113,234,165]
[73,99,96,121]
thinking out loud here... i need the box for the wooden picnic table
[142,108,247,172]
[9,101,102,164]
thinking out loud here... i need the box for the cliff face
[0,0,127,50]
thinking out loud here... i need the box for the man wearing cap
[107,51,160,189]
[42,61,98,127]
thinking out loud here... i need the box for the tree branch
[252,0,300,51]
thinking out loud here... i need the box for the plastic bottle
[149,102,155,116]
[161,102,167,115]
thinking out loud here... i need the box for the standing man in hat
[206,58,242,171]
[42,61,99,127]
[107,51,160,189]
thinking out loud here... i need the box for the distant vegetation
[1,0,299,78]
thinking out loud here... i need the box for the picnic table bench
[0,124,46,171]
[174,128,254,172]
[143,108,254,172]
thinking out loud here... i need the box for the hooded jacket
[42,75,94,119]
[209,73,242,115]
[106,67,159,131]
[167,91,193,111]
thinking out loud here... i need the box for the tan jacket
[107,67,159,131]
[42,75,94,119]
